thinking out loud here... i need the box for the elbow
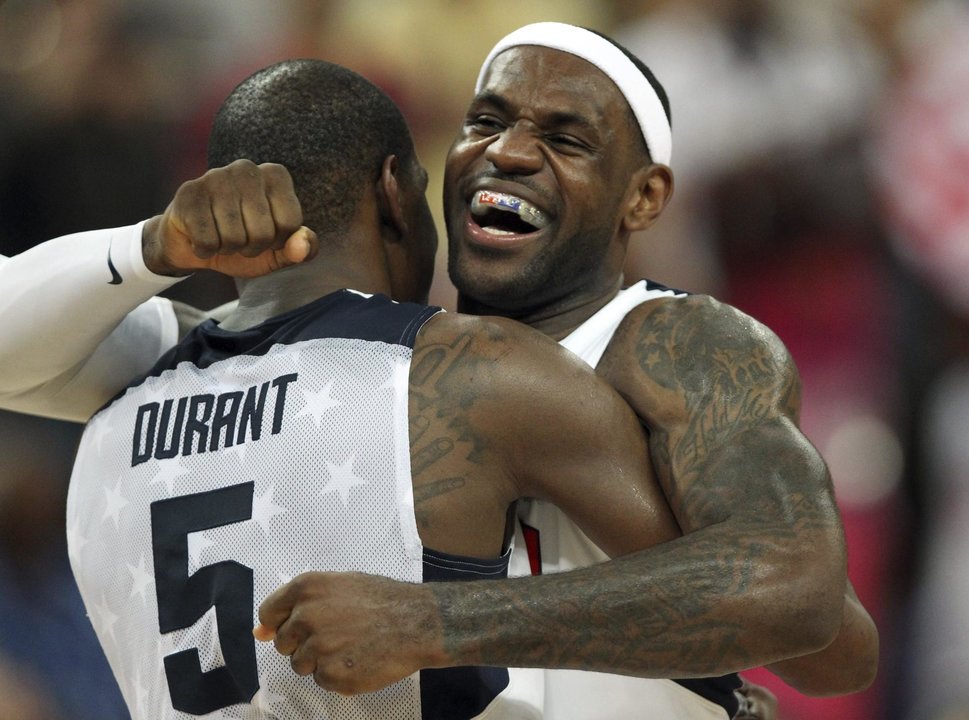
[803,603,881,697]
[794,575,845,650]
[791,638,879,697]
[835,648,879,696]
[853,625,881,693]
[759,551,847,659]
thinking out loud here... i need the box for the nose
[483,122,543,175]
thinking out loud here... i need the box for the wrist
[141,216,193,278]
[425,578,535,669]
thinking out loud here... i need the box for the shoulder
[415,312,630,442]
[415,312,594,393]
[599,294,801,425]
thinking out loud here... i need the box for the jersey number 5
[151,482,259,714]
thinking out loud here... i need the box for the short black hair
[586,28,671,160]
[207,59,416,238]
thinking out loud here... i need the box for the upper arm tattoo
[627,298,817,527]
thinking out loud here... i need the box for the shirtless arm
[765,579,878,695]
[255,314,683,694]
[595,295,878,693]
[255,298,876,696]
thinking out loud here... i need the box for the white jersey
[509,280,741,720]
[67,289,530,720]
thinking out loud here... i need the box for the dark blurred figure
[870,1,969,718]
[0,1,179,253]
[0,411,128,719]
[0,0,240,310]
[0,2,236,717]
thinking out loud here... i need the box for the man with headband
[441,21,877,717]
[0,22,877,719]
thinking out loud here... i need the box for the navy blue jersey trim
[674,675,742,717]
[420,547,510,718]
[169,290,440,373]
[98,290,441,416]
[640,277,690,296]
[422,546,511,581]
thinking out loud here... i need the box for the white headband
[475,22,672,166]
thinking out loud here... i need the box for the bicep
[602,297,836,533]
[515,361,680,557]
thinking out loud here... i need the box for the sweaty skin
[138,155,680,698]
[437,45,877,694]
[0,33,876,708]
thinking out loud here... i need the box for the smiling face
[444,46,653,318]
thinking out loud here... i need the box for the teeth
[471,190,549,230]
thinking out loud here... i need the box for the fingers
[252,623,276,643]
[271,227,319,271]
[256,578,297,643]
[734,679,779,720]
[168,160,304,263]
[263,164,303,242]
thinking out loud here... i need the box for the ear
[375,154,408,240]
[622,164,674,233]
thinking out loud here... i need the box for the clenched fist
[254,571,447,695]
[142,160,318,278]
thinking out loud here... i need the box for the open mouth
[470,190,550,236]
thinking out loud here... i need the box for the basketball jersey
[66,289,533,720]
[509,280,742,720]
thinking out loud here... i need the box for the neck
[457,275,624,341]
[219,250,392,332]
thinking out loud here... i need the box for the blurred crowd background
[1,1,967,718]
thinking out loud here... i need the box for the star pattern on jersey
[252,680,287,713]
[131,668,150,720]
[67,298,438,719]
[228,437,248,464]
[92,592,120,645]
[252,486,287,537]
[127,554,154,604]
[173,605,225,674]
[150,458,190,495]
[321,453,367,508]
[296,379,341,428]
[66,518,89,568]
[139,376,172,406]
[157,632,174,660]
[206,363,246,400]
[88,413,115,455]
[102,479,129,528]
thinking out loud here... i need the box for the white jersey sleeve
[0,222,184,422]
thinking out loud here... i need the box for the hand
[143,159,318,278]
[254,571,444,695]
[734,678,779,720]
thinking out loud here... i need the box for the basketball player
[437,21,878,715]
[0,22,876,719]
[63,58,691,719]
